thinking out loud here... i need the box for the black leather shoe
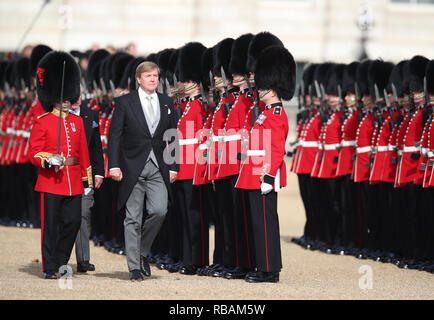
[44,271,58,279]
[245,271,279,283]
[140,256,151,277]
[211,265,228,278]
[223,267,249,279]
[129,269,144,281]
[167,261,183,273]
[179,265,199,275]
[77,262,96,273]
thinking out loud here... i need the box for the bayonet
[109,79,118,98]
[157,79,163,94]
[374,83,381,106]
[200,82,208,122]
[127,77,131,92]
[220,66,232,117]
[209,70,219,105]
[173,74,180,105]
[20,78,27,93]
[165,78,172,97]
[355,82,363,110]
[100,78,108,98]
[92,80,101,104]
[392,83,400,109]
[424,76,431,108]
[314,80,322,100]
[384,88,391,109]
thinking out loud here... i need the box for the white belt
[342,140,356,147]
[403,146,420,153]
[428,151,434,158]
[388,145,397,152]
[6,128,15,135]
[179,138,198,146]
[101,135,108,144]
[212,135,225,143]
[357,146,371,154]
[301,141,318,148]
[376,146,388,152]
[323,143,340,151]
[224,134,241,142]
[247,150,265,156]
[199,143,208,150]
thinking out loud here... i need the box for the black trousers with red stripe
[175,179,209,267]
[228,174,255,270]
[214,178,236,268]
[40,193,82,273]
[246,189,281,273]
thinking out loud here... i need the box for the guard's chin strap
[259,89,271,99]
[183,82,198,93]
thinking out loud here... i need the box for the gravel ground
[1,171,434,300]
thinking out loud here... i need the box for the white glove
[260,182,273,195]
[49,154,64,167]
[84,188,92,195]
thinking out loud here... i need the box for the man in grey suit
[108,61,179,281]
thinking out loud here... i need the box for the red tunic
[352,111,374,182]
[176,97,203,180]
[295,113,321,174]
[193,108,213,185]
[396,106,424,185]
[318,111,343,178]
[236,103,288,190]
[336,110,359,177]
[369,112,396,183]
[217,90,252,179]
[29,109,92,196]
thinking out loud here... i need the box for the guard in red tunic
[215,33,256,280]
[206,38,241,278]
[173,42,209,275]
[236,46,294,283]
[29,51,92,279]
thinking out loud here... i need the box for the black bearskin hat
[120,56,145,90]
[87,49,110,89]
[229,33,254,76]
[111,52,134,88]
[425,60,434,95]
[255,46,296,101]
[36,51,81,112]
[408,55,429,93]
[326,63,346,96]
[166,49,179,86]
[201,47,214,89]
[368,59,394,100]
[213,38,234,79]
[30,44,52,77]
[342,62,360,95]
[13,57,31,90]
[178,42,207,83]
[157,48,175,82]
[313,62,333,97]
[356,60,372,96]
[246,32,283,74]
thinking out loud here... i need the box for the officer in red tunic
[29,51,92,279]
[236,45,294,283]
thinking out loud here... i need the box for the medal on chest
[70,122,76,133]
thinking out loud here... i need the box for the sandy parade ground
[1,166,434,303]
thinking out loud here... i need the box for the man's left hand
[169,171,177,183]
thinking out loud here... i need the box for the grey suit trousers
[75,189,94,264]
[124,160,168,271]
